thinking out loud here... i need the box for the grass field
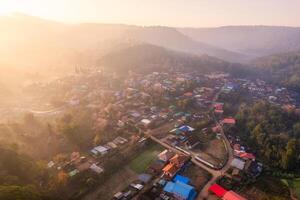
[293,180,300,198]
[283,178,300,198]
[129,143,164,173]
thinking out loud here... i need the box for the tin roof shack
[89,163,104,174]
[91,145,109,156]
[230,158,245,171]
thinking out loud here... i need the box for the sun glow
[0,0,44,16]
[0,1,15,15]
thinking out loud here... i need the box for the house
[215,109,224,114]
[107,142,118,149]
[113,137,128,144]
[47,161,55,168]
[246,161,263,177]
[222,118,236,125]
[222,191,247,200]
[231,158,245,170]
[209,183,227,198]
[178,125,195,133]
[162,163,178,178]
[91,145,109,155]
[184,92,193,97]
[163,178,197,200]
[169,154,189,168]
[70,152,80,162]
[69,169,79,177]
[173,175,190,184]
[158,150,175,162]
[141,118,151,127]
[235,152,256,161]
[212,125,221,133]
[214,103,224,111]
[90,163,104,174]
[138,174,152,184]
[185,135,200,149]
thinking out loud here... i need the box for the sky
[0,0,300,27]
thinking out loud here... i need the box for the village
[20,69,300,200]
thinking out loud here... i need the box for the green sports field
[129,143,164,173]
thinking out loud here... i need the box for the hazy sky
[1,0,300,27]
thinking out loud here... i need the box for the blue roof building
[173,175,190,184]
[163,175,197,200]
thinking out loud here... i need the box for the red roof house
[209,184,227,197]
[214,103,224,110]
[215,109,224,114]
[222,191,247,200]
[184,92,193,97]
[236,152,256,160]
[222,118,236,125]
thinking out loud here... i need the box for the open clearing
[192,137,227,167]
[180,163,212,192]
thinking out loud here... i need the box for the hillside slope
[98,43,247,75]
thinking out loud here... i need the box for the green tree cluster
[235,101,300,170]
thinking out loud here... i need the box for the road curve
[147,88,234,200]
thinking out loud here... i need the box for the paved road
[148,126,233,200]
[147,87,234,200]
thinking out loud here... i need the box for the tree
[0,185,41,200]
[293,122,300,138]
[281,139,297,170]
[23,113,38,127]
[61,123,85,148]
[93,133,102,146]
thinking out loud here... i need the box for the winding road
[147,88,234,200]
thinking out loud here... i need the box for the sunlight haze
[1,0,300,26]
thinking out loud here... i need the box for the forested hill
[98,43,251,76]
[252,51,300,90]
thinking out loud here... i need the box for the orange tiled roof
[163,163,178,175]
[170,154,188,166]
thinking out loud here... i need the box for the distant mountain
[3,14,300,79]
[252,51,300,90]
[125,26,249,63]
[0,14,249,73]
[98,43,247,75]
[179,26,300,58]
